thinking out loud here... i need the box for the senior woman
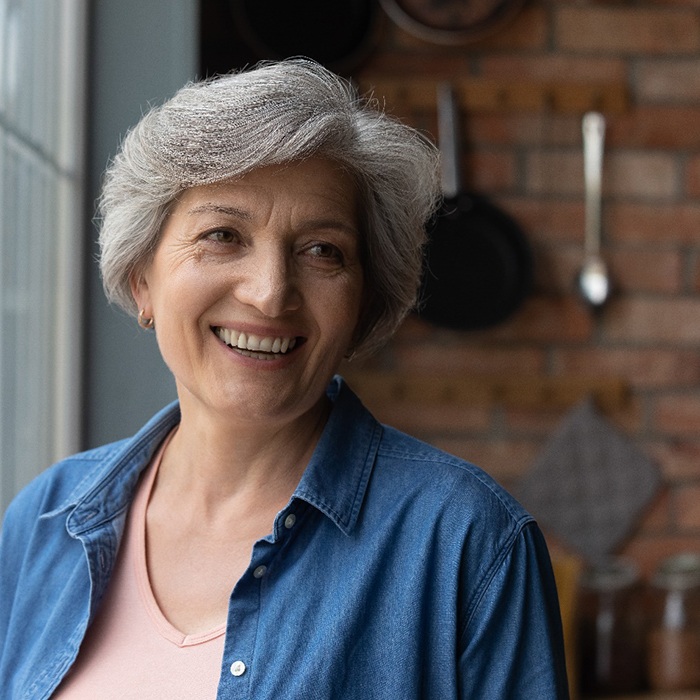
[0,59,568,699]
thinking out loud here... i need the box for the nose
[235,246,301,317]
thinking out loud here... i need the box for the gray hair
[99,58,440,358]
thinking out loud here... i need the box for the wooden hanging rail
[344,372,629,411]
[359,77,629,114]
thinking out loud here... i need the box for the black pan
[379,0,527,46]
[418,84,532,330]
[228,0,383,75]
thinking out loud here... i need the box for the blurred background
[2,0,700,695]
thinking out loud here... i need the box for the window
[0,0,87,513]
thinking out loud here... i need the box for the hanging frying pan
[228,0,383,75]
[418,84,533,330]
[379,0,526,45]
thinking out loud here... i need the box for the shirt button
[230,660,246,677]
[253,565,267,579]
[284,513,297,529]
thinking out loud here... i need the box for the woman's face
[131,158,364,427]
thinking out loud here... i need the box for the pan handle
[437,83,461,198]
[582,112,605,257]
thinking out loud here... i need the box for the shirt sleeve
[0,483,44,681]
[458,521,570,699]
[0,487,38,642]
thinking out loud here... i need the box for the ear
[129,269,152,315]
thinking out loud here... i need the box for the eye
[203,229,239,245]
[305,242,343,262]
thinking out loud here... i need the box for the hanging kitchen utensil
[577,112,612,309]
[379,0,526,45]
[513,398,661,564]
[228,0,383,75]
[418,84,532,330]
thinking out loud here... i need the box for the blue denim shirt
[0,376,568,699]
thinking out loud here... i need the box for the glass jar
[647,552,700,692]
[578,558,647,695]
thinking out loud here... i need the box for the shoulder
[375,424,531,528]
[2,440,130,527]
[366,425,539,589]
[331,376,533,537]
[366,423,557,642]
[2,400,181,528]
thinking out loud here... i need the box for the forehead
[171,158,359,218]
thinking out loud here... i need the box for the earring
[137,309,154,330]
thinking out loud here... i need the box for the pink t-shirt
[54,434,226,699]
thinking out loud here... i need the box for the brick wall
[347,0,700,577]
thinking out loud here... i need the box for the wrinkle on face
[129,158,365,429]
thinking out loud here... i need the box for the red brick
[525,151,583,196]
[432,437,541,483]
[391,314,438,341]
[608,248,684,294]
[384,5,548,52]
[392,343,546,375]
[608,203,700,245]
[605,397,646,436]
[654,394,700,436]
[608,107,700,150]
[687,155,700,197]
[555,7,700,54]
[503,405,577,436]
[606,152,680,199]
[487,295,594,342]
[358,50,469,80]
[526,151,679,198]
[464,149,518,192]
[531,244,584,294]
[674,484,700,529]
[637,59,700,103]
[648,440,700,480]
[691,254,700,292]
[502,198,584,244]
[360,398,492,436]
[464,5,549,52]
[553,348,700,389]
[652,0,700,8]
[468,113,581,148]
[479,55,628,84]
[602,298,700,344]
[534,243,683,296]
[637,489,672,533]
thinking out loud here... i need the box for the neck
[156,394,330,515]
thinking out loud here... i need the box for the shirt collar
[293,376,382,536]
[62,376,380,537]
[60,401,182,534]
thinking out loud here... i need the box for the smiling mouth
[214,326,301,360]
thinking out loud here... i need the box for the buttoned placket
[217,504,300,698]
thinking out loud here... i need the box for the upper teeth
[216,327,297,354]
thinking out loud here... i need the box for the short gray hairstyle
[99,58,440,358]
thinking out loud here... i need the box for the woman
[0,59,568,699]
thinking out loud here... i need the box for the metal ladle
[577,112,611,309]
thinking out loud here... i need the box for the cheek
[152,263,223,312]
[324,278,364,334]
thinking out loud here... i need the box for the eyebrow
[186,203,252,220]
[187,204,358,236]
[304,218,360,237]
